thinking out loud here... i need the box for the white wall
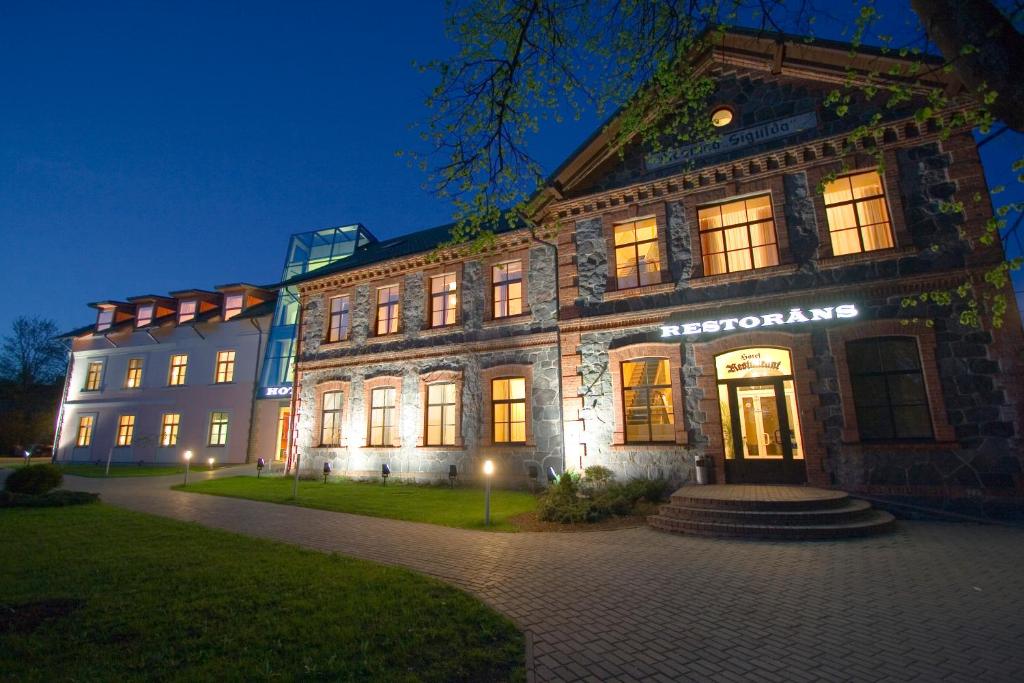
[56,314,269,465]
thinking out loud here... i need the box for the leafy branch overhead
[413,0,1023,327]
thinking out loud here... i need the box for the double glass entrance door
[721,377,806,484]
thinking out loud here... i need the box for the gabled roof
[529,26,956,215]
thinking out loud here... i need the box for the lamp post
[483,459,495,526]
[183,450,193,486]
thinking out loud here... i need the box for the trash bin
[694,455,712,485]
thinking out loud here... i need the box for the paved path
[45,468,1024,681]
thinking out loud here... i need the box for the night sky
[2,1,1020,336]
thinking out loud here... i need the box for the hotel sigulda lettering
[660,304,859,338]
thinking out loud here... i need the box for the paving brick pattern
[60,469,1024,682]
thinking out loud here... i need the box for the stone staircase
[648,484,896,540]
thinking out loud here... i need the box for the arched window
[846,337,932,440]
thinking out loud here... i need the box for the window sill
[842,439,956,449]
[603,281,676,301]
[689,263,799,288]
[482,313,532,328]
[420,324,463,337]
[418,444,467,450]
[818,245,914,268]
[365,334,403,345]
[320,339,352,351]
[612,442,686,450]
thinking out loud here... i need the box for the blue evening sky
[1,1,1020,335]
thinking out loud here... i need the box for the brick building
[287,29,1024,501]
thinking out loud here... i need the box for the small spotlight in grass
[448,464,458,488]
[381,463,391,486]
[257,457,265,478]
[323,461,332,484]
[207,457,215,471]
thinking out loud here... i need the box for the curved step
[657,499,875,526]
[669,485,850,512]
[647,509,896,541]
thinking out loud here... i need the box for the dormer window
[96,309,114,331]
[223,294,244,321]
[136,304,154,328]
[178,300,197,324]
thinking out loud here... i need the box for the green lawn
[57,463,225,478]
[0,504,524,682]
[176,476,539,532]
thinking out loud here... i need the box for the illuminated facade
[288,30,1024,503]
[54,285,276,465]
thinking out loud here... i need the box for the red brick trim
[416,369,464,447]
[480,364,534,446]
[368,280,404,339]
[607,342,687,446]
[313,380,350,447]
[804,152,911,261]
[828,319,956,443]
[681,175,792,279]
[601,202,672,294]
[362,375,403,447]
[421,263,464,331]
[482,247,532,322]
[692,331,826,487]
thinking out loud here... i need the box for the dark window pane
[893,405,933,439]
[886,374,928,405]
[850,375,887,406]
[855,406,895,440]
[880,339,921,372]
[846,341,881,374]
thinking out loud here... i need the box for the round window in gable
[711,107,734,127]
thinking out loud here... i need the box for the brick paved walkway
[51,468,1024,681]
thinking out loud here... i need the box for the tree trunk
[911,0,1024,131]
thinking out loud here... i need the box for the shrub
[583,465,615,484]
[5,464,63,495]
[537,474,672,524]
[0,490,99,508]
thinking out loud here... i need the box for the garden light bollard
[183,450,193,486]
[323,461,332,484]
[483,459,495,526]
[292,452,300,499]
[256,457,265,478]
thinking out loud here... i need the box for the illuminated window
[116,415,135,447]
[223,294,244,321]
[492,261,523,318]
[492,377,526,443]
[430,274,458,327]
[84,361,103,391]
[168,354,188,386]
[125,358,143,388]
[368,387,397,446]
[76,415,94,447]
[208,412,229,446]
[823,171,894,256]
[320,391,342,446]
[178,300,197,323]
[96,309,114,331]
[847,337,932,441]
[375,286,400,336]
[136,304,154,327]
[327,295,350,341]
[215,350,235,383]
[614,218,662,288]
[425,382,457,446]
[622,359,675,442]
[160,413,180,447]
[698,195,779,275]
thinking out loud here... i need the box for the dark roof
[58,300,277,340]
[56,323,98,339]
[279,219,516,287]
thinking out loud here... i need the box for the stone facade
[292,236,563,485]
[290,32,1024,507]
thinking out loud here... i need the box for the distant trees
[0,316,67,456]
[0,316,67,388]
